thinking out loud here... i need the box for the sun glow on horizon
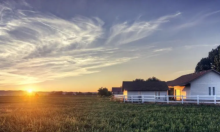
[27,89,33,93]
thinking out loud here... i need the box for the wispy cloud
[184,44,219,49]
[106,12,181,45]
[175,10,220,30]
[153,47,173,52]
[0,1,179,85]
[172,70,194,76]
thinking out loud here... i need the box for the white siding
[127,91,167,101]
[183,86,190,96]
[127,91,167,96]
[190,72,220,96]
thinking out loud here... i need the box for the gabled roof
[167,69,220,86]
[112,87,122,92]
[122,81,169,91]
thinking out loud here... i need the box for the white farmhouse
[167,69,220,100]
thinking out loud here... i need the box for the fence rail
[113,95,220,105]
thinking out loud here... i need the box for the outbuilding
[112,87,123,95]
[122,81,169,101]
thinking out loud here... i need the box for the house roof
[112,87,122,92]
[167,69,220,86]
[122,81,169,91]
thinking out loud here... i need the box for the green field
[1,96,220,132]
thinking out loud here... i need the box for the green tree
[98,87,112,97]
[133,79,145,82]
[195,58,212,72]
[195,45,220,72]
[146,77,161,82]
[133,77,161,82]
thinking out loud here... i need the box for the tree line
[133,77,161,82]
[49,91,97,96]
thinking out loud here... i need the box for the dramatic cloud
[0,1,178,85]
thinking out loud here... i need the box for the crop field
[1,96,220,132]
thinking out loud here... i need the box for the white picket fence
[113,95,220,105]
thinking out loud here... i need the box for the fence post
[197,95,199,105]
[154,95,156,103]
[214,95,216,105]
[131,95,133,103]
[167,95,169,104]
[124,95,126,103]
[142,95,144,103]
[182,95,183,104]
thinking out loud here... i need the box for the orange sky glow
[0,1,220,92]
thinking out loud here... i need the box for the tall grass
[0,96,220,132]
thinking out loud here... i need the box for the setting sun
[27,89,33,93]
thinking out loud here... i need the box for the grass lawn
[0,96,220,132]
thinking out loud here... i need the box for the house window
[213,87,215,95]
[155,92,160,99]
[209,87,211,95]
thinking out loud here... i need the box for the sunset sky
[0,0,220,92]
